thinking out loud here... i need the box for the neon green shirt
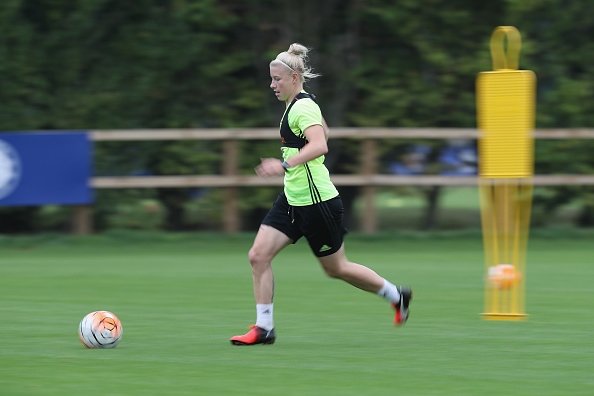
[280,94,339,206]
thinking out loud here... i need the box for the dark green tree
[1,0,594,231]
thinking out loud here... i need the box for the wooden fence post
[223,140,239,233]
[361,138,377,233]
[72,205,92,235]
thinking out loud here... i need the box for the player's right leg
[249,224,293,305]
[230,225,293,346]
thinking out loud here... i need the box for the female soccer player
[230,43,412,345]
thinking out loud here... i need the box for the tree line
[1,0,593,231]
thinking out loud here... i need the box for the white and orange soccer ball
[78,311,123,348]
[488,264,521,290]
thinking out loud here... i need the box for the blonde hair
[270,43,321,83]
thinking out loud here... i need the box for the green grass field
[1,231,593,395]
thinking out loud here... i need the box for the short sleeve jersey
[280,91,339,206]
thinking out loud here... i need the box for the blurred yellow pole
[476,26,536,321]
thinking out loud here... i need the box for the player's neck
[285,86,304,107]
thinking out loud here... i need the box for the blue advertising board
[0,132,92,206]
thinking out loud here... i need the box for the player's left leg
[317,248,412,326]
[303,196,412,326]
[317,244,384,293]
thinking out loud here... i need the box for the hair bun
[288,43,308,58]
[271,43,320,83]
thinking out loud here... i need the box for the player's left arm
[284,101,329,167]
[322,116,329,141]
[283,124,327,168]
[255,124,326,177]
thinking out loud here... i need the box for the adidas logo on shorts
[319,245,332,253]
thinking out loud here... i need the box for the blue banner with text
[0,132,92,206]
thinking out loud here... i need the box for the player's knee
[322,264,345,279]
[248,246,270,270]
[248,247,261,266]
[324,268,341,279]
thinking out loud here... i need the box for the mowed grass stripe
[0,233,592,395]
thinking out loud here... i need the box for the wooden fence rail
[78,128,594,234]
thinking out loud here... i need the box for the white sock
[377,279,401,304]
[255,304,274,331]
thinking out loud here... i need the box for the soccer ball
[78,311,123,348]
[488,264,521,289]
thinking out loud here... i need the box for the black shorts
[261,192,348,257]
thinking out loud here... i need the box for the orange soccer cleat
[230,325,276,346]
[392,286,412,326]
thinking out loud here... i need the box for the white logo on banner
[0,139,22,200]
